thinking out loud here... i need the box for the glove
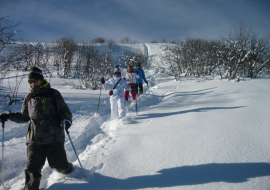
[135,71,138,75]
[63,120,71,131]
[146,81,148,85]
[0,113,10,122]
[100,77,105,84]
[123,77,126,81]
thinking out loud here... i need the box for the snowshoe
[56,163,73,174]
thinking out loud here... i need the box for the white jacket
[125,70,140,84]
[103,77,131,100]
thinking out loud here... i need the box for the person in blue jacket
[134,63,148,95]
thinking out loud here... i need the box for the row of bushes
[158,23,270,80]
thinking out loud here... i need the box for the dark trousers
[134,83,143,95]
[24,142,68,190]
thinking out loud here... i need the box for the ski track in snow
[43,72,167,189]
[0,68,163,189]
[143,43,149,68]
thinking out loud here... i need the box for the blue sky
[1,0,269,43]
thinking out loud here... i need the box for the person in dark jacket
[134,63,148,95]
[0,67,73,190]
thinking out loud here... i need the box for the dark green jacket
[9,80,72,145]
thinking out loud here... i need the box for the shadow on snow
[47,162,270,189]
[137,106,244,119]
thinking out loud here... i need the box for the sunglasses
[28,79,38,84]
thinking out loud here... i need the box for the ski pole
[135,83,138,115]
[65,127,87,178]
[96,86,102,114]
[1,121,5,187]
[136,97,138,115]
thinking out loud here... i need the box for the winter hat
[136,63,141,67]
[28,67,44,81]
[113,65,121,75]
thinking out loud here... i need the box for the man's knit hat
[28,67,44,81]
[113,65,121,75]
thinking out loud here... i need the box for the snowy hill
[0,44,270,190]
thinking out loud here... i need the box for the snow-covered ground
[0,44,270,190]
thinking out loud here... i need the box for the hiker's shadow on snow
[137,106,245,119]
[47,162,270,189]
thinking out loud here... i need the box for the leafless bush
[151,40,159,43]
[92,37,106,44]
[53,37,77,77]
[0,16,21,91]
[16,42,53,80]
[0,42,54,107]
[0,16,21,54]
[6,69,24,105]
[119,49,148,68]
[222,22,270,79]
[120,37,139,44]
[161,38,168,43]
[77,42,114,89]
[107,39,119,51]
[158,43,183,80]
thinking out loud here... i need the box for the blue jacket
[134,68,147,84]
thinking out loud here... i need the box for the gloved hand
[145,81,148,85]
[0,113,10,122]
[135,71,138,75]
[63,120,72,132]
[100,77,105,84]
[123,77,126,81]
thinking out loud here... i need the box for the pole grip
[63,120,69,134]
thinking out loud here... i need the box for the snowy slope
[78,75,270,190]
[0,44,270,190]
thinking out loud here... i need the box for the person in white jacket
[101,66,131,119]
[124,65,140,101]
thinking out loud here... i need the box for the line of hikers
[0,63,148,190]
[101,63,148,119]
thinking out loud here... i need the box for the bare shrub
[53,37,77,77]
[92,37,106,44]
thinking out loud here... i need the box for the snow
[0,44,270,190]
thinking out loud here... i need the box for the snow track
[0,67,163,190]
[143,43,149,68]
